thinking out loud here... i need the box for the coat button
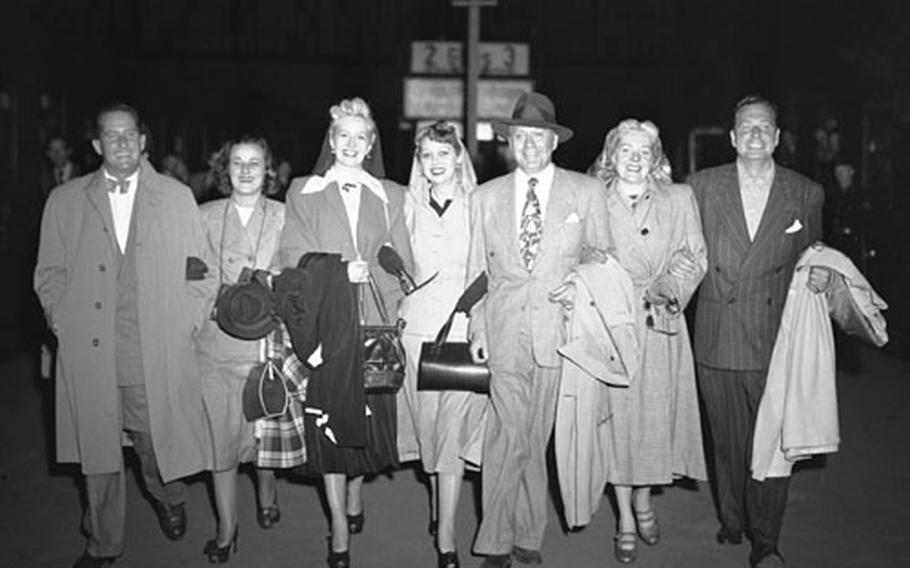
[94,301,102,309]
[99,264,106,272]
[92,338,100,347]
[727,297,736,305]
[715,266,721,272]
[640,228,649,236]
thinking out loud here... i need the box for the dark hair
[95,103,142,138]
[732,95,778,127]
[414,120,462,156]
[212,135,279,196]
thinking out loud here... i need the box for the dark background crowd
[2,0,909,358]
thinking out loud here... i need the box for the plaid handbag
[255,324,309,469]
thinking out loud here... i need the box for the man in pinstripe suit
[685,95,830,568]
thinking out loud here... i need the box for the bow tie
[106,177,130,194]
[340,182,358,192]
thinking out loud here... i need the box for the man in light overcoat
[686,95,829,568]
[468,92,612,567]
[34,103,214,568]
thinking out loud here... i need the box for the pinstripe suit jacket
[467,167,611,368]
[687,163,823,370]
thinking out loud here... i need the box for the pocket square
[565,212,581,224]
[784,219,803,234]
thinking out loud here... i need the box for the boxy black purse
[417,273,490,393]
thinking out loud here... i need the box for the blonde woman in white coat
[398,121,486,568]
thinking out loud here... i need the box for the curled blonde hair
[589,119,672,185]
[329,97,377,143]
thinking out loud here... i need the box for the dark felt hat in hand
[492,92,574,142]
[215,279,278,340]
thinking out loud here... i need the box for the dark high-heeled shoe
[257,505,281,529]
[327,550,350,568]
[437,550,459,568]
[203,527,239,563]
[346,511,364,534]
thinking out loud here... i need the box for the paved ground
[1,343,909,568]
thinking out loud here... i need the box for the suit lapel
[494,173,521,267]
[135,168,162,250]
[85,171,120,256]
[538,168,572,268]
[744,169,794,262]
[357,184,386,258]
[325,182,359,254]
[715,165,751,255]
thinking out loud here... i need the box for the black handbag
[242,358,290,421]
[361,274,406,394]
[417,273,490,393]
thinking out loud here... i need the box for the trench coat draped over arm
[553,259,640,528]
[751,245,888,480]
[34,159,216,479]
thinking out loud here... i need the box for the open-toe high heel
[346,511,364,535]
[437,550,459,568]
[257,505,281,529]
[327,550,350,568]
[203,526,239,563]
[614,531,637,564]
[634,508,660,545]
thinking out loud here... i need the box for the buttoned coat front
[467,168,612,369]
[34,160,214,480]
[687,164,824,370]
[598,182,708,485]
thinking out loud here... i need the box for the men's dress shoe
[752,551,785,568]
[716,526,744,545]
[153,501,187,541]
[511,546,542,565]
[73,551,116,568]
[478,554,512,568]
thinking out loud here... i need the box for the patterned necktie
[519,177,542,270]
[106,177,129,194]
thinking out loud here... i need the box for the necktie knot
[106,177,129,194]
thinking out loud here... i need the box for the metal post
[465,3,480,158]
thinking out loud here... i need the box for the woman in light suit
[197,136,286,562]
[589,119,707,564]
[279,97,413,568]
[398,121,486,568]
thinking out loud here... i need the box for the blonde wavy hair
[588,119,672,185]
[329,97,377,144]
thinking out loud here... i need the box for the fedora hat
[215,278,279,340]
[492,92,573,142]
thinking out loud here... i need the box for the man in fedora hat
[468,92,611,567]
